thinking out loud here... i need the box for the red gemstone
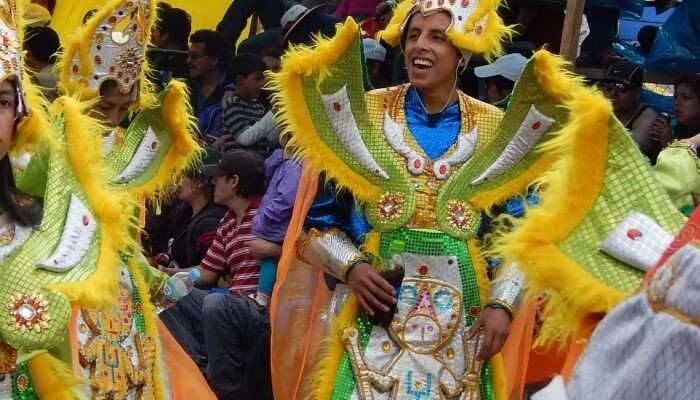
[108,16,117,24]
[82,215,89,226]
[439,164,448,175]
[475,25,483,35]
[532,121,542,130]
[151,141,158,150]
[333,102,342,112]
[72,64,79,74]
[94,56,102,65]
[413,159,422,169]
[462,0,470,6]
[627,228,642,240]
[470,307,480,317]
[418,265,429,275]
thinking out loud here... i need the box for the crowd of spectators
[20,0,700,398]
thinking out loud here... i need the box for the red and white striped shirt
[200,199,261,294]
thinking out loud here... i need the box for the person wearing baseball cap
[161,149,267,398]
[363,37,388,88]
[474,53,528,108]
[600,61,661,162]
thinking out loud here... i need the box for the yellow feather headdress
[58,0,157,109]
[379,0,512,60]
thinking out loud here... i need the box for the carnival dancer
[267,1,686,399]
[1,0,211,398]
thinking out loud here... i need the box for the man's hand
[249,238,282,259]
[468,306,512,360]
[347,263,396,317]
[649,115,672,144]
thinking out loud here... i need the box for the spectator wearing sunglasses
[600,61,662,162]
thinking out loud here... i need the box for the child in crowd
[218,53,268,155]
[249,136,301,306]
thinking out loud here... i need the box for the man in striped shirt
[161,150,268,398]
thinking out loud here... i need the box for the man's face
[601,81,641,115]
[403,12,461,94]
[152,27,167,48]
[93,84,134,128]
[236,71,265,99]
[187,42,217,79]
[0,80,17,160]
[213,174,237,205]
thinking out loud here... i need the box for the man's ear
[229,174,240,191]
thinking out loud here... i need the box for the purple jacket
[252,148,302,243]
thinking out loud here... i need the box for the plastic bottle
[163,268,200,303]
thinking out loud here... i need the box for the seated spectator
[474,53,528,109]
[154,148,227,271]
[160,150,266,398]
[650,75,700,214]
[363,37,388,88]
[248,137,302,307]
[600,61,660,162]
[187,30,232,142]
[150,6,191,87]
[24,26,60,101]
[218,54,268,155]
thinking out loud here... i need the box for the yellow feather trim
[377,0,416,46]
[127,257,166,399]
[470,153,555,212]
[448,0,514,61]
[57,0,157,110]
[269,18,382,203]
[493,82,622,345]
[304,295,359,400]
[27,352,81,400]
[128,80,202,205]
[47,97,137,308]
[531,50,587,103]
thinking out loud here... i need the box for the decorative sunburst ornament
[7,293,50,333]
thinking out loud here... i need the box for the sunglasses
[599,81,631,93]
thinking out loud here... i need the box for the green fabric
[559,123,686,293]
[330,228,495,400]
[11,361,38,400]
[108,87,174,187]
[0,115,100,351]
[299,31,414,232]
[438,59,569,239]
[14,143,49,198]
[652,143,700,216]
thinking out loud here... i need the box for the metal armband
[487,262,526,316]
[297,228,366,283]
